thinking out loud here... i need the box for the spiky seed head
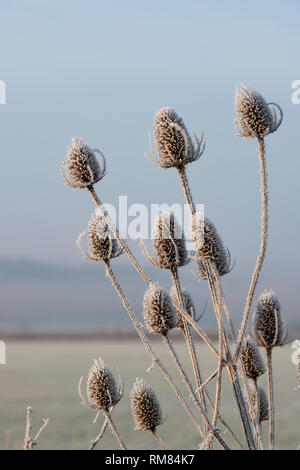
[252,290,286,349]
[191,214,231,278]
[143,283,176,336]
[87,358,120,411]
[241,335,266,380]
[153,107,198,169]
[152,212,189,270]
[130,378,163,431]
[87,213,122,261]
[61,138,106,189]
[234,84,282,139]
[250,386,269,423]
[170,285,195,329]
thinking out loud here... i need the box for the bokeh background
[0,0,299,450]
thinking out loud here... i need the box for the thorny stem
[266,348,275,449]
[151,430,167,450]
[88,186,151,284]
[89,412,111,450]
[171,268,208,434]
[178,167,195,213]
[206,260,223,448]
[104,410,127,450]
[205,262,256,450]
[234,138,268,362]
[24,407,49,451]
[104,262,205,439]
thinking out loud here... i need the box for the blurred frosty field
[0,340,299,450]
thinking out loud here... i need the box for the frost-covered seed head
[191,214,231,278]
[87,214,122,261]
[61,138,106,189]
[153,108,204,169]
[170,285,195,329]
[234,84,282,139]
[152,212,189,270]
[130,378,163,431]
[241,335,266,380]
[143,283,176,336]
[252,290,286,349]
[250,386,269,423]
[87,358,120,411]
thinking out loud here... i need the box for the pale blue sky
[0,0,299,327]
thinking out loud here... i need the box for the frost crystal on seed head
[143,283,176,336]
[61,137,106,189]
[130,378,163,431]
[234,84,283,139]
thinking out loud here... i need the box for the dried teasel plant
[252,290,287,450]
[170,285,196,329]
[143,283,176,336]
[247,385,269,425]
[130,378,166,449]
[60,138,106,189]
[141,212,190,271]
[78,358,127,450]
[241,335,266,381]
[77,211,123,263]
[147,107,205,170]
[191,214,232,279]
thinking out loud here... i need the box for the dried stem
[266,348,275,449]
[235,137,268,361]
[89,413,111,450]
[104,409,127,450]
[171,268,208,433]
[104,261,204,438]
[151,430,167,450]
[24,407,49,450]
[178,167,195,213]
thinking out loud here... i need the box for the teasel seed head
[170,285,195,329]
[191,214,232,279]
[234,84,283,139]
[148,212,190,270]
[77,212,123,263]
[61,137,106,189]
[252,290,287,349]
[148,107,205,169]
[143,283,176,336]
[79,358,122,411]
[241,335,266,380]
[130,378,163,432]
[249,385,269,423]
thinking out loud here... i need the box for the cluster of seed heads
[234,84,283,139]
[241,335,266,380]
[170,285,195,329]
[149,212,189,270]
[150,107,204,169]
[61,138,106,189]
[130,378,163,432]
[191,214,231,278]
[83,358,121,411]
[143,283,176,336]
[252,290,287,349]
